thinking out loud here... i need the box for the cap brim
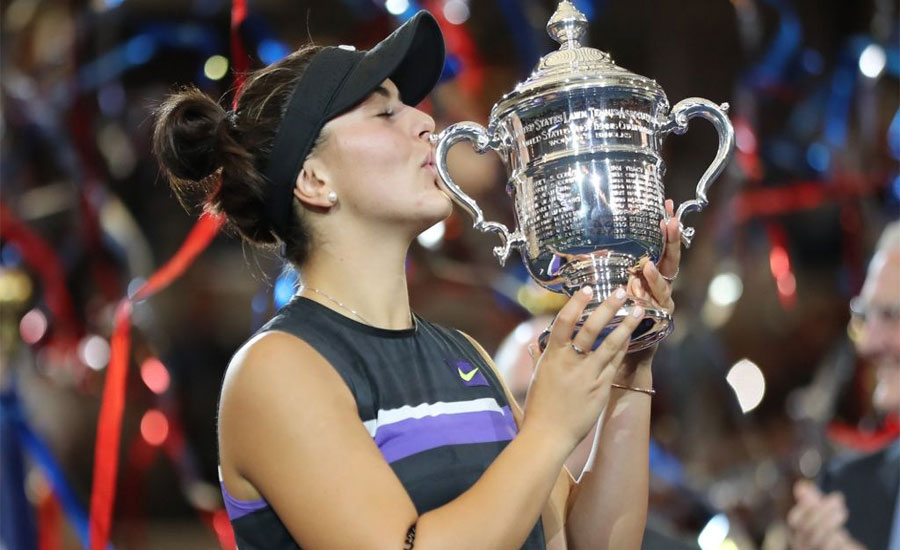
[328,11,445,117]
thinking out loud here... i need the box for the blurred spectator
[788,221,900,550]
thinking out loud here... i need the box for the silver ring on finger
[661,266,679,282]
[569,342,587,355]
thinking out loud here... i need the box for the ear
[293,157,335,208]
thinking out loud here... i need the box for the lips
[422,151,438,178]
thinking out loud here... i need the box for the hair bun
[153,86,228,183]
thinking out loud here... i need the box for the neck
[298,227,414,330]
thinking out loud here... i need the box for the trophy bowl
[433,1,735,352]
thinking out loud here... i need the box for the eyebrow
[372,85,397,100]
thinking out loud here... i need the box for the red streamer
[131,214,224,301]
[38,490,63,550]
[87,0,249,543]
[827,414,900,452]
[89,300,132,549]
[0,201,81,347]
[230,0,249,104]
[88,214,223,549]
[730,174,883,224]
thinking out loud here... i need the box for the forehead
[359,78,399,104]
[315,78,400,145]
[863,250,900,303]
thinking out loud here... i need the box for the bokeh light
[140,409,169,446]
[708,272,743,307]
[726,359,766,413]
[858,43,886,79]
[385,0,409,16]
[444,1,470,25]
[417,221,446,249]
[140,357,171,395]
[78,335,111,371]
[203,55,229,81]
[697,513,730,550]
[20,309,48,345]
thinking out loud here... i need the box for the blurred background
[1,0,897,548]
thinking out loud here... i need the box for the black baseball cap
[263,11,446,239]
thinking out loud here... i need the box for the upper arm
[218,331,417,548]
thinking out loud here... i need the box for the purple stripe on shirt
[374,406,517,463]
[220,481,269,521]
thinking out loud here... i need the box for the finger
[629,273,648,302]
[807,495,848,548]
[607,346,628,375]
[793,480,823,503]
[658,199,682,278]
[590,305,644,368]
[790,490,843,541]
[642,261,674,312]
[548,286,594,350]
[788,482,824,531]
[789,496,827,535]
[570,288,628,351]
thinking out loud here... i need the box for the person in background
[788,221,900,550]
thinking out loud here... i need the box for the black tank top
[219,295,546,549]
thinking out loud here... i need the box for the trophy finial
[547,1,588,49]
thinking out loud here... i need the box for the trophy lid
[491,1,666,119]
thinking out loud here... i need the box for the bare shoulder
[217,330,417,546]
[218,330,354,474]
[220,330,344,404]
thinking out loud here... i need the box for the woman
[153,11,681,549]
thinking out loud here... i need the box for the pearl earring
[327,191,338,204]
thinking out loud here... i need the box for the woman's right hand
[522,286,643,451]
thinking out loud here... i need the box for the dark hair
[152,45,325,267]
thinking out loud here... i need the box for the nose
[858,317,900,358]
[414,108,436,142]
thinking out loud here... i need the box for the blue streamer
[496,0,542,76]
[743,0,803,89]
[649,438,686,485]
[0,390,35,550]
[78,23,222,92]
[889,108,900,161]
[2,387,92,548]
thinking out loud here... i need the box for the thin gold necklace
[301,286,415,329]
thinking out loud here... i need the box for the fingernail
[631,306,644,318]
[614,288,626,300]
[581,286,593,296]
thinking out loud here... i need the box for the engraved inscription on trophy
[519,97,659,159]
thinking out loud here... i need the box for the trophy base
[536,296,673,354]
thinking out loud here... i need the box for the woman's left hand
[623,199,682,370]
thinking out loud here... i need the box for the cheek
[333,128,411,180]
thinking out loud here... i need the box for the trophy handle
[433,122,524,265]
[661,98,735,247]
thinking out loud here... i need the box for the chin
[419,200,452,229]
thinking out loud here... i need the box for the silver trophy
[433,1,735,352]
